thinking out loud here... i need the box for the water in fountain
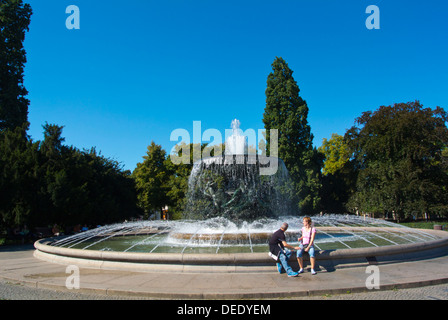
[49,214,441,254]
[183,119,294,222]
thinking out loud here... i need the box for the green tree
[0,122,141,233]
[318,133,355,213]
[34,124,141,228]
[346,101,448,220]
[164,142,197,220]
[0,124,39,229]
[318,133,350,176]
[37,123,70,225]
[0,0,34,233]
[133,141,170,218]
[71,147,140,226]
[263,57,322,214]
[0,0,32,131]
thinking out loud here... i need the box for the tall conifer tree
[263,57,321,214]
[0,0,32,132]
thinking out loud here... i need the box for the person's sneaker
[287,272,299,277]
[311,269,317,275]
[276,263,284,274]
[298,268,304,274]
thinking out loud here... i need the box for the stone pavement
[1,278,447,300]
[1,244,447,300]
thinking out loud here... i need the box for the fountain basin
[33,216,448,273]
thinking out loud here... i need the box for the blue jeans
[278,249,296,276]
[297,244,315,258]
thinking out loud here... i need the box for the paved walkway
[1,244,447,300]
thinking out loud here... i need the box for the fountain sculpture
[184,119,293,221]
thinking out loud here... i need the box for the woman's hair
[303,216,312,225]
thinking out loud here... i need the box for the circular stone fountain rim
[34,228,448,271]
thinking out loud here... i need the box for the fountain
[33,120,448,273]
[184,119,293,221]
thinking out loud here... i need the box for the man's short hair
[281,222,289,230]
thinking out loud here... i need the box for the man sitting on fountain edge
[268,222,299,277]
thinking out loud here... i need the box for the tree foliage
[0,124,141,233]
[345,101,448,220]
[132,141,171,218]
[0,0,32,132]
[318,133,350,176]
[318,133,355,213]
[0,124,38,227]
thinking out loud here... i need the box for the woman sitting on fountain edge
[297,216,317,275]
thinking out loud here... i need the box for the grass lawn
[400,221,448,230]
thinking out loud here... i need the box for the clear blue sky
[23,0,448,171]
